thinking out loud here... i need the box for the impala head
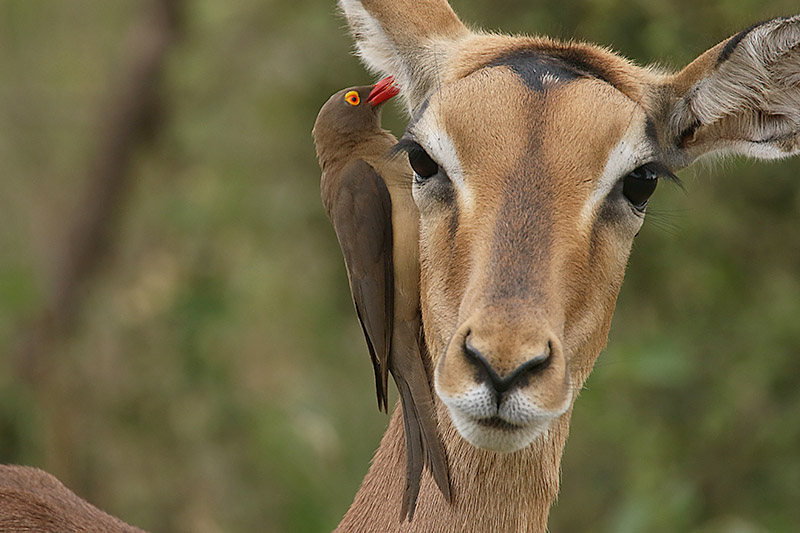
[340,0,800,452]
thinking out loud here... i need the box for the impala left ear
[338,0,471,113]
[655,16,800,168]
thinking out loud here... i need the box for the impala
[334,1,799,531]
[0,2,797,532]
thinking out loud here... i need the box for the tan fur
[336,2,800,531]
[0,465,145,532]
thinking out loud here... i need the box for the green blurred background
[1,1,799,532]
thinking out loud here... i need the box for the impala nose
[463,335,552,399]
[435,314,571,451]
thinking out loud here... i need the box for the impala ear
[657,16,800,167]
[338,0,471,111]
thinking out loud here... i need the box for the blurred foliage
[1,0,799,532]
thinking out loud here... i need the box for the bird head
[313,77,400,144]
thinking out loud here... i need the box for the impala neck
[336,401,573,533]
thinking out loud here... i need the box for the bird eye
[344,90,360,106]
[622,164,658,211]
[407,145,439,181]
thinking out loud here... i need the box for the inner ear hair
[663,16,800,163]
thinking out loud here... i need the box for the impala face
[399,55,669,452]
[340,0,800,457]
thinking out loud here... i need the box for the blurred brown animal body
[314,83,450,520]
[332,1,800,531]
[0,465,144,532]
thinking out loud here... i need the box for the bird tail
[392,322,451,522]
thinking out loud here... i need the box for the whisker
[645,208,685,237]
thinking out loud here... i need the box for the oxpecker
[313,78,450,520]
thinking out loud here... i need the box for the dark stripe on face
[716,18,787,66]
[645,117,658,145]
[487,108,553,302]
[406,96,432,133]
[489,175,553,302]
[448,200,460,241]
[489,51,583,92]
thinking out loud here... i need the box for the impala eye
[407,145,439,181]
[623,164,659,211]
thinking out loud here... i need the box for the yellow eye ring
[344,90,360,106]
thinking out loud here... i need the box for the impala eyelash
[641,161,684,189]
[390,137,423,157]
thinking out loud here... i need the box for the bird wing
[323,158,393,412]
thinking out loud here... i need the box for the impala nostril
[463,336,502,391]
[463,336,553,396]
[526,341,552,369]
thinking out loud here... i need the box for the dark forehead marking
[547,47,615,85]
[405,46,645,141]
[488,51,582,91]
[488,49,614,92]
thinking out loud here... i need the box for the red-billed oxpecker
[313,78,451,520]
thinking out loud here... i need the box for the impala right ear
[338,0,470,111]
[656,16,800,168]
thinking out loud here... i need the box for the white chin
[449,409,550,453]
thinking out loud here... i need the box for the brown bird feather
[324,158,393,412]
[313,83,451,520]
